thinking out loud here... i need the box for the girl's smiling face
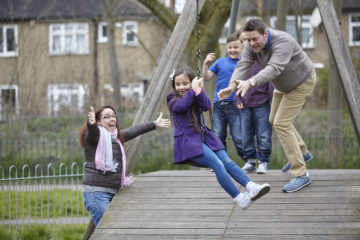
[174,73,191,96]
[97,108,117,133]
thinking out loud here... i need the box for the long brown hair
[79,105,124,147]
[168,67,202,133]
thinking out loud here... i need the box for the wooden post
[82,1,205,239]
[125,0,205,173]
[317,0,360,142]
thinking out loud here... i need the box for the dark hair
[244,18,267,35]
[79,105,124,147]
[169,66,201,133]
[226,33,239,43]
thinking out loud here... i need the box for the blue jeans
[189,143,250,198]
[212,101,243,158]
[82,191,115,226]
[240,102,272,163]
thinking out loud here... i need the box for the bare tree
[102,0,123,124]
[293,0,305,47]
[138,0,232,69]
[275,0,289,30]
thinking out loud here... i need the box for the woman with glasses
[79,105,171,226]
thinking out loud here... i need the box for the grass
[0,224,87,240]
[0,190,88,220]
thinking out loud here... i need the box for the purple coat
[167,89,224,164]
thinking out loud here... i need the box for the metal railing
[0,162,88,237]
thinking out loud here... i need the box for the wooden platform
[90,170,360,240]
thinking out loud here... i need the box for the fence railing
[0,162,88,238]
[0,129,359,236]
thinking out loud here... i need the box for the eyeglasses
[101,114,117,119]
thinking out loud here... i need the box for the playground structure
[83,0,360,239]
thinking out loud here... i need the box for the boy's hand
[88,106,95,124]
[236,103,244,110]
[217,87,233,101]
[204,53,216,64]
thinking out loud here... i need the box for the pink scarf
[95,126,131,188]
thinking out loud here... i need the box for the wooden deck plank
[90,170,360,239]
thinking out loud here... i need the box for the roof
[0,0,152,22]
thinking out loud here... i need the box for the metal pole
[228,0,240,35]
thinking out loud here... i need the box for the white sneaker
[257,161,268,174]
[233,192,253,210]
[246,181,271,201]
[242,162,256,173]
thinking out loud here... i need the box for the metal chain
[196,0,204,142]
[196,0,201,77]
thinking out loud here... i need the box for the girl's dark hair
[236,27,244,38]
[244,18,267,35]
[79,105,124,147]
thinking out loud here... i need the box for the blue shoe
[283,172,311,193]
[281,151,313,173]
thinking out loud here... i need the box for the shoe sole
[251,184,271,201]
[283,180,311,193]
[243,169,257,173]
[257,170,267,174]
[282,156,314,173]
[241,200,254,211]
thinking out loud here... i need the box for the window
[270,15,314,48]
[104,82,144,104]
[49,23,89,55]
[349,14,360,46]
[98,22,108,43]
[174,0,186,14]
[218,19,230,44]
[0,85,18,121]
[0,25,18,57]
[47,84,88,116]
[123,21,138,46]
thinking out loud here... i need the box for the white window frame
[47,84,88,116]
[98,22,108,43]
[349,14,360,47]
[0,25,18,57]
[104,82,144,103]
[49,23,89,55]
[270,15,314,49]
[0,85,19,121]
[122,21,138,46]
[218,18,230,44]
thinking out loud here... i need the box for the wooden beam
[125,0,205,173]
[317,0,360,142]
